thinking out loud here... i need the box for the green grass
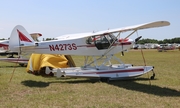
[0,49,180,108]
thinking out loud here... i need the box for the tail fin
[9,25,35,52]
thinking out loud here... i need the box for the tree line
[137,37,180,44]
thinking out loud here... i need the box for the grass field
[0,49,180,108]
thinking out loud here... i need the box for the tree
[137,37,180,44]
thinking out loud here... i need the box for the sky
[0,0,180,41]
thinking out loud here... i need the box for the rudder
[9,25,35,52]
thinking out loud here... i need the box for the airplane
[0,40,18,56]
[0,33,42,55]
[157,44,175,52]
[8,21,170,81]
[0,33,42,66]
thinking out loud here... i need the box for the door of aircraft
[94,34,117,50]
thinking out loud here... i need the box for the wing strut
[124,30,137,39]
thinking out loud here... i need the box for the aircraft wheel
[150,73,155,80]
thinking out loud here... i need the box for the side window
[86,34,117,50]
[109,34,117,43]
[86,37,93,44]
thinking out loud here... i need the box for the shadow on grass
[109,80,180,97]
[61,78,180,97]
[21,78,98,88]
[21,78,180,97]
[21,80,50,88]
[57,78,99,83]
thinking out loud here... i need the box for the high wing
[55,21,170,40]
[101,21,170,33]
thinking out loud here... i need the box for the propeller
[133,36,142,49]
[135,36,142,43]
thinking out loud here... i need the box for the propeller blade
[135,36,142,43]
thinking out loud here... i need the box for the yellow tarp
[26,53,74,73]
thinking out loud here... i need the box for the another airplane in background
[0,40,17,56]
[0,33,42,55]
[8,21,170,81]
[157,44,175,52]
[0,33,42,66]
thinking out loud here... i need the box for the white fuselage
[20,37,134,56]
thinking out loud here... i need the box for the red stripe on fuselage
[83,68,144,74]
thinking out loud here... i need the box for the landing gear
[150,70,155,80]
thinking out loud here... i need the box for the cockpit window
[86,37,93,44]
[86,34,117,50]
[94,34,117,50]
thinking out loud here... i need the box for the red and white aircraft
[0,33,42,66]
[9,21,170,81]
[0,33,42,53]
[0,40,9,53]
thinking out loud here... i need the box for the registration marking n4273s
[49,43,77,51]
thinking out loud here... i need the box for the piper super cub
[9,21,170,81]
